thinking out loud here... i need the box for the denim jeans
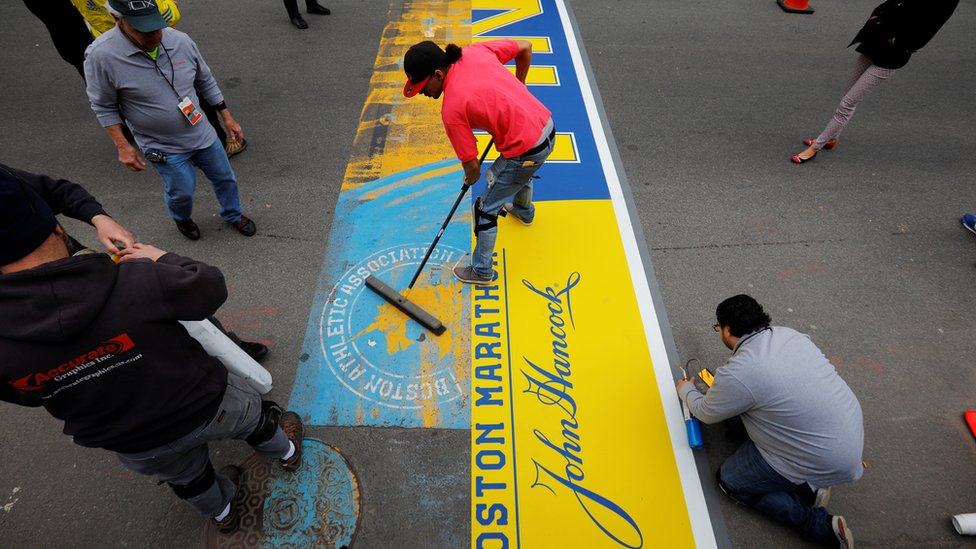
[472,134,554,277]
[116,373,289,518]
[149,139,243,223]
[718,440,832,543]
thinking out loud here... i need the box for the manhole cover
[205,438,359,548]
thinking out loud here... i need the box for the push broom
[364,139,494,336]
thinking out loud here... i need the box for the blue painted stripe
[290,159,472,428]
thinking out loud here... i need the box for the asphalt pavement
[1,0,975,547]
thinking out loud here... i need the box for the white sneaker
[831,515,854,549]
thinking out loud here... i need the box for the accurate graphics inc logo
[10,333,135,392]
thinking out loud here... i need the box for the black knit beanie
[0,167,57,266]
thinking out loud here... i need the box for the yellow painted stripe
[475,133,579,163]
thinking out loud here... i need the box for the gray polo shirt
[84,27,223,154]
[679,327,864,489]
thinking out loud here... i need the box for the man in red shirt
[402,40,555,284]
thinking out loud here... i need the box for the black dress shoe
[175,219,201,240]
[306,2,330,14]
[239,341,269,361]
[229,215,257,236]
[290,15,309,28]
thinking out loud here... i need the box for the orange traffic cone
[966,410,976,440]
[777,0,814,14]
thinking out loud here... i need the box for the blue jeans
[472,134,554,277]
[149,139,243,223]
[718,440,832,543]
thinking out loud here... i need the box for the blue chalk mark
[290,159,472,429]
[262,439,360,548]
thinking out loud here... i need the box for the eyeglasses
[712,323,721,332]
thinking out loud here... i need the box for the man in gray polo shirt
[677,294,863,549]
[84,0,255,241]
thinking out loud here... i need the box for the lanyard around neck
[147,42,181,101]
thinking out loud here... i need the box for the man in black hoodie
[0,161,269,361]
[0,170,303,534]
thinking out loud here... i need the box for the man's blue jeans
[150,139,243,223]
[719,440,832,543]
[472,136,553,277]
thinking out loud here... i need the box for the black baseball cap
[109,0,167,33]
[403,41,445,97]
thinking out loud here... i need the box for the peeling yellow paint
[339,0,471,190]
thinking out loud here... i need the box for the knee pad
[245,400,282,446]
[473,197,498,237]
[170,460,216,500]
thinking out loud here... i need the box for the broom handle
[407,138,494,290]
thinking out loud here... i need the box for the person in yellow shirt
[71,0,180,38]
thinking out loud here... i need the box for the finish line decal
[470,1,719,547]
[288,0,723,546]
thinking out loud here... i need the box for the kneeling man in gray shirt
[677,294,862,549]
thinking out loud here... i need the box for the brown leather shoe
[279,411,304,472]
[229,215,256,236]
[175,219,201,240]
[213,465,241,534]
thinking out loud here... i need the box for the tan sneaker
[502,203,533,226]
[814,486,832,508]
[453,265,493,285]
[279,411,304,472]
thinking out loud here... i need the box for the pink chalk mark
[829,356,884,374]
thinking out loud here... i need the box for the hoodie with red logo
[0,252,229,453]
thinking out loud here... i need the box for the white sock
[280,440,296,461]
[213,503,231,522]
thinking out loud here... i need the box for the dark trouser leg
[284,0,308,27]
[21,0,93,78]
[283,0,300,17]
[200,99,227,148]
[718,440,833,543]
[115,374,290,518]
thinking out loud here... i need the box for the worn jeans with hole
[719,440,833,543]
[115,373,289,518]
[472,136,553,278]
[149,139,243,223]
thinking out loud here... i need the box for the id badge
[178,96,202,125]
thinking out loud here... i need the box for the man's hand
[117,142,146,171]
[116,243,167,262]
[676,378,696,394]
[91,214,134,254]
[462,158,481,186]
[220,110,245,142]
[104,124,145,171]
